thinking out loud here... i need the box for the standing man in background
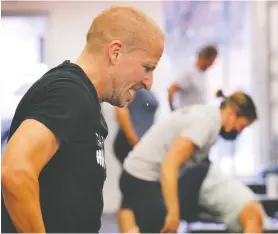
[168,45,218,110]
[1,6,164,233]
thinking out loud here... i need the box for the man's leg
[118,171,141,233]
[118,208,139,233]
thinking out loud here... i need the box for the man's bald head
[85,6,164,53]
[77,6,164,108]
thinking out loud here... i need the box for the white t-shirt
[123,105,221,181]
[175,64,206,107]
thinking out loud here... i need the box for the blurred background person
[118,89,258,233]
[168,45,218,110]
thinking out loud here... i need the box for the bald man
[1,6,164,233]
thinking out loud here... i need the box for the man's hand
[160,213,180,233]
[160,136,195,233]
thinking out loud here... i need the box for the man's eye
[144,66,154,72]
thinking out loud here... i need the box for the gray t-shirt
[175,64,206,107]
[199,163,266,232]
[123,105,222,181]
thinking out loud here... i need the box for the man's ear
[108,40,123,65]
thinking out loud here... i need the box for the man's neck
[75,52,106,102]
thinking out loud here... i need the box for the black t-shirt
[1,61,108,233]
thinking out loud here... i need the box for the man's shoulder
[40,63,83,86]
[178,104,209,115]
[179,64,194,76]
[194,105,219,119]
[36,63,93,97]
[28,75,87,101]
[22,71,98,114]
[176,64,197,84]
[178,105,219,124]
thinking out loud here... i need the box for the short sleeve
[180,117,214,149]
[25,79,89,143]
[176,69,192,90]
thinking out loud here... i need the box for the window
[1,15,48,154]
[0,16,48,97]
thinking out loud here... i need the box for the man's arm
[168,82,181,111]
[160,114,214,232]
[240,201,264,233]
[168,69,192,111]
[161,136,195,227]
[115,107,139,146]
[1,79,87,233]
[1,119,59,233]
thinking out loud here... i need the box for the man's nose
[143,73,153,90]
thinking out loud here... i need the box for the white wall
[2,0,164,213]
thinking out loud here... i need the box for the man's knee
[239,200,264,233]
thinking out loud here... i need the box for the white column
[269,1,278,164]
[250,0,271,172]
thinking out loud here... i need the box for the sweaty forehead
[133,30,164,60]
[149,37,164,57]
[144,45,164,65]
[129,46,163,65]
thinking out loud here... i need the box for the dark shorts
[119,170,166,233]
[120,163,210,232]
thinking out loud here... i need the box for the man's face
[233,116,252,132]
[108,41,164,107]
[220,110,254,141]
[206,55,216,68]
[201,55,217,71]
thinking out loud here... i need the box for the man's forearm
[161,165,179,217]
[121,121,139,146]
[2,175,46,233]
[116,108,139,146]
